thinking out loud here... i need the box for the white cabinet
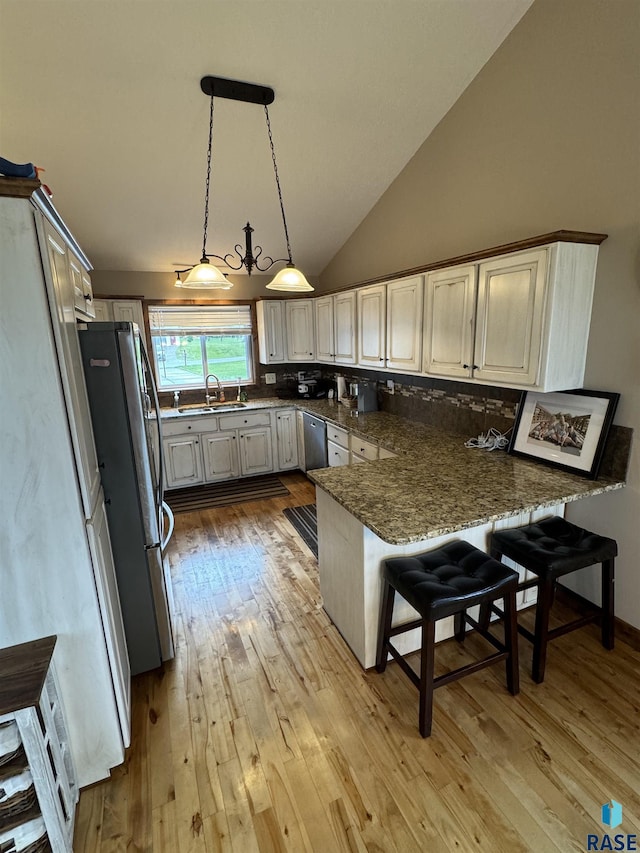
[350,435,379,464]
[93,298,145,331]
[275,409,298,470]
[68,251,95,319]
[256,300,287,364]
[238,426,274,476]
[40,218,102,519]
[202,432,239,481]
[163,434,204,488]
[423,263,477,379]
[386,276,423,373]
[327,441,350,467]
[326,424,350,467]
[315,292,357,365]
[357,283,386,368]
[423,242,600,391]
[314,295,334,362]
[286,299,315,361]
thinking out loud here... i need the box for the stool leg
[601,559,615,650]
[376,581,395,673]
[454,610,466,642]
[532,575,554,683]
[502,587,520,696]
[419,619,436,737]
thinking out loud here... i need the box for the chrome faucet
[205,373,225,405]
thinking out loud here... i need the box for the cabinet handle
[84,292,92,302]
[187,425,192,430]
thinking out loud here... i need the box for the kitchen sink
[176,402,246,414]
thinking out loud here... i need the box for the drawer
[326,424,349,448]
[327,440,350,467]
[218,411,272,430]
[162,416,218,435]
[378,446,397,459]
[349,436,378,461]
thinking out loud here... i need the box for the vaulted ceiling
[0,0,532,277]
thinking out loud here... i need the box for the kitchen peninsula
[302,401,628,669]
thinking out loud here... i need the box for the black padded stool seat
[376,540,520,737]
[490,516,617,683]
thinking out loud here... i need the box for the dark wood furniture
[375,541,520,737]
[0,636,77,853]
[489,516,617,683]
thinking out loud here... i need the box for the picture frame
[508,389,619,479]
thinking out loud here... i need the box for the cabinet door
[334,290,357,365]
[474,249,547,386]
[357,284,386,367]
[386,276,423,372]
[327,440,350,467]
[256,300,286,363]
[41,219,101,517]
[68,251,95,319]
[93,299,112,321]
[163,435,203,488]
[238,427,274,476]
[314,296,334,362]
[202,431,240,481]
[85,497,131,746]
[275,409,298,470]
[286,299,315,361]
[111,299,145,332]
[423,264,476,379]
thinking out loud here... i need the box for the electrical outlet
[386,379,395,394]
[265,372,277,385]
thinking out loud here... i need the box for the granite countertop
[159,397,626,545]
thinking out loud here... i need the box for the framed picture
[509,389,619,479]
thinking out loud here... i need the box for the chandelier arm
[264,105,294,265]
[201,94,215,261]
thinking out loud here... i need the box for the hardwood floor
[74,472,640,851]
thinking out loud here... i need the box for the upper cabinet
[423,241,601,391]
[256,300,287,363]
[357,283,386,367]
[92,298,145,331]
[285,299,315,361]
[315,291,357,365]
[386,276,423,373]
[357,276,423,372]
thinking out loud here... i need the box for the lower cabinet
[163,408,298,489]
[327,440,350,467]
[163,434,204,488]
[275,409,298,470]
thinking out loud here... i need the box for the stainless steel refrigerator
[78,322,175,675]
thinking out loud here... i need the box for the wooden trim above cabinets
[321,229,608,294]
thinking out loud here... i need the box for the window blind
[148,304,252,336]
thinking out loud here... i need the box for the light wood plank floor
[74,472,640,852]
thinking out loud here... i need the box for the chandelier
[174,76,313,292]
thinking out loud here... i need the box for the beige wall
[321,0,640,628]
[92,270,318,301]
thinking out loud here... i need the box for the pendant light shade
[265,263,313,292]
[177,259,232,289]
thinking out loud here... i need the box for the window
[148,304,254,391]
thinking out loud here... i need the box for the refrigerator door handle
[160,500,174,553]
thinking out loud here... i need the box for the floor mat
[283,504,318,558]
[166,476,289,513]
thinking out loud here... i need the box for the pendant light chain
[201,94,215,261]
[264,104,293,264]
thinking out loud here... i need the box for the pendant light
[174,76,313,292]
[175,92,232,290]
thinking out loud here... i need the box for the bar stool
[489,516,617,683]
[375,540,520,737]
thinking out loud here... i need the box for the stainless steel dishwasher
[302,413,328,471]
